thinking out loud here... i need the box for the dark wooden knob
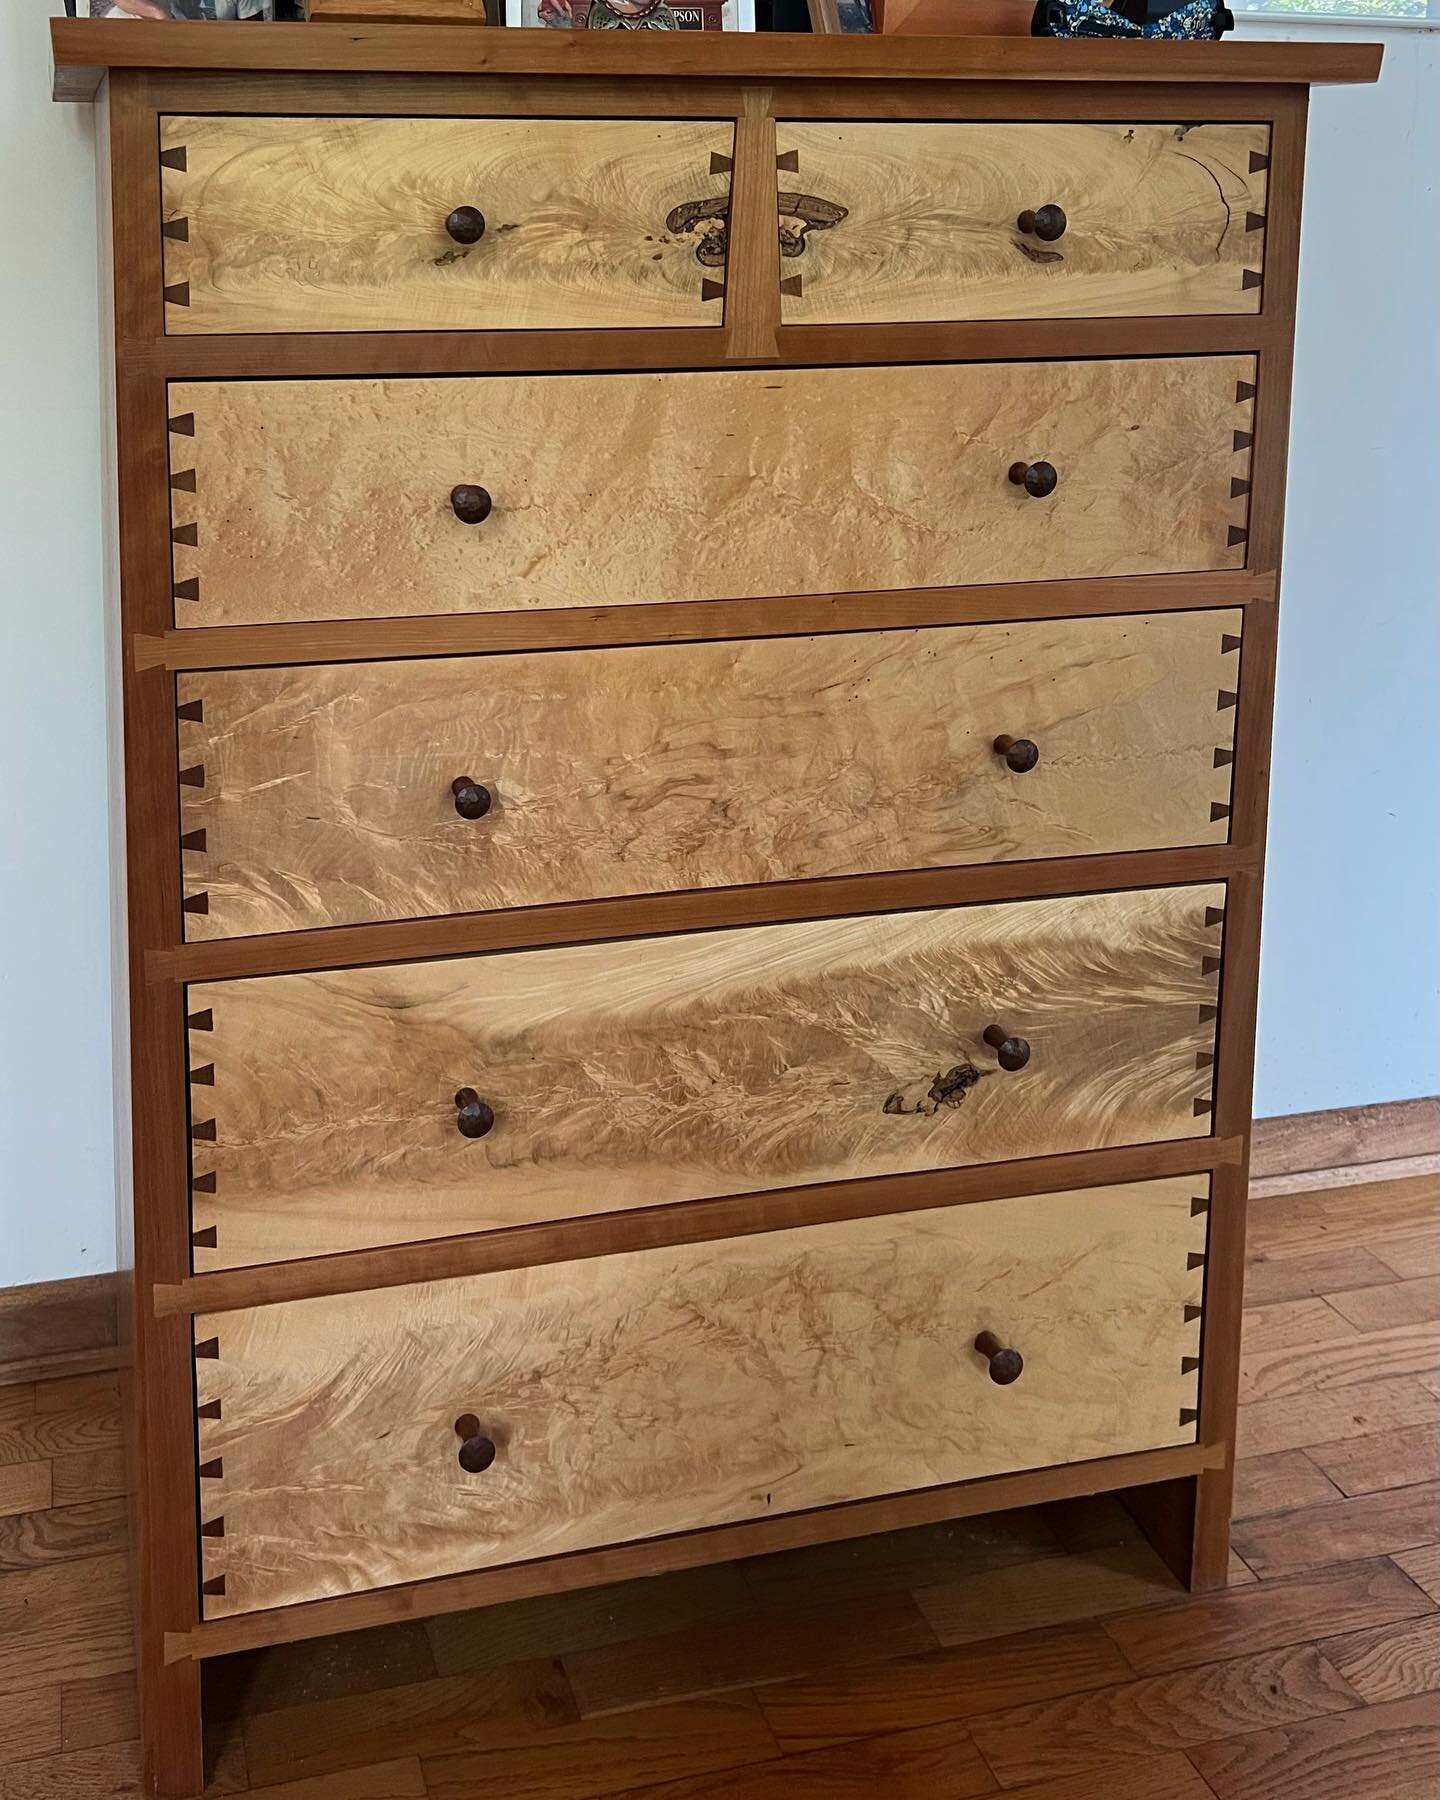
[1008,460,1059,499]
[975,1330,1024,1385]
[445,205,486,245]
[450,484,492,525]
[983,1024,1031,1072]
[454,1087,495,1139]
[454,1414,497,1473]
[451,777,493,821]
[993,735,1040,774]
[1017,203,1067,242]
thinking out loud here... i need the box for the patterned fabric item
[1033,0,1232,36]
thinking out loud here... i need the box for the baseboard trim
[0,1272,123,1391]
[1251,1096,1439,1180]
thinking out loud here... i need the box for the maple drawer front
[185,885,1223,1272]
[166,359,1256,627]
[776,122,1270,324]
[158,114,734,335]
[194,1175,1208,1618]
[177,611,1242,941]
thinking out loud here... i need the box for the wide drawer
[193,1175,1209,1618]
[185,885,1223,1271]
[166,359,1257,628]
[776,122,1270,324]
[159,115,733,335]
[178,610,1242,940]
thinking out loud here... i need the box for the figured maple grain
[167,359,1256,627]
[187,885,1222,1270]
[177,610,1241,940]
[159,115,733,335]
[193,1179,1206,1617]
[776,122,1270,324]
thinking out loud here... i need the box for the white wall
[0,10,1434,1284]
[1234,19,1440,1115]
[0,0,112,1284]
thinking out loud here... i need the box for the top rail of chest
[50,24,1384,101]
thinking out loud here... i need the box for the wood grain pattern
[176,610,1241,940]
[1239,1321,1440,1405]
[0,1276,119,1385]
[1232,1449,1342,1520]
[1188,1692,1440,1800]
[169,1443,1222,1663]
[1393,1545,1440,1604]
[239,1664,579,1788]
[749,1620,1131,1752]
[167,359,1256,628]
[1321,1615,1440,1704]
[1251,1096,1440,1179]
[49,23,1388,103]
[1230,1482,1440,1579]
[161,1139,1240,1321]
[188,885,1222,1270]
[914,1540,1181,1648]
[417,1694,781,1800]
[1305,1424,1440,1501]
[0,1501,129,1577]
[561,1591,940,1720]
[776,122,1269,323]
[160,115,733,335]
[193,1179,1206,1618]
[135,569,1274,675]
[1237,1375,1438,1461]
[584,1718,996,1799]
[1326,1279,1440,1334]
[1099,1556,1436,1676]
[0,1553,134,1697]
[965,1642,1360,1787]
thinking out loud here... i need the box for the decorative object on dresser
[50,21,1380,1797]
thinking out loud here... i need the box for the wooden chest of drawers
[53,21,1379,1796]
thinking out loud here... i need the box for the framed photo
[84,1,286,15]
[506,0,755,29]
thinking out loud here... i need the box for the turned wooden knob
[1017,203,1067,242]
[975,1330,1024,1385]
[983,1024,1031,1071]
[454,1414,497,1473]
[993,735,1040,774]
[451,777,493,821]
[454,1087,495,1139]
[450,484,492,525]
[1008,460,1059,499]
[445,205,487,245]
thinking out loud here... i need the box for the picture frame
[504,0,755,31]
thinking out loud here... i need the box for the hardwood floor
[0,1172,1435,1799]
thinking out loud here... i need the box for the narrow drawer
[178,611,1243,940]
[167,359,1256,627]
[776,122,1270,323]
[193,1175,1209,1618]
[185,885,1223,1271]
[159,115,733,335]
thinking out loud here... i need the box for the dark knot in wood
[665,195,730,267]
[665,191,849,269]
[778,191,849,258]
[883,1062,982,1116]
